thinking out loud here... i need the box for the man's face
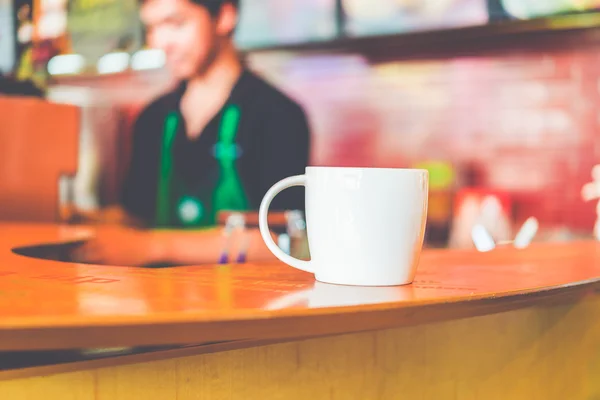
[141,0,221,79]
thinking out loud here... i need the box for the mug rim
[306,166,429,174]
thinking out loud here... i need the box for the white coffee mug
[259,167,429,286]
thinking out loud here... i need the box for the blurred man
[77,0,310,266]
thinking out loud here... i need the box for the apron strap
[155,111,179,227]
[212,104,249,218]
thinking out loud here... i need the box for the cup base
[314,275,414,287]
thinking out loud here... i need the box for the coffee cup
[259,167,428,286]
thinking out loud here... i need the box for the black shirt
[121,69,310,227]
[0,76,44,97]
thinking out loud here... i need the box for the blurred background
[3,0,600,249]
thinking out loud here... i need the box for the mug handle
[259,175,313,274]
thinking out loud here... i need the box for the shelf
[244,12,600,62]
[52,12,600,81]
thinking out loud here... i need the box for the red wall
[249,47,600,233]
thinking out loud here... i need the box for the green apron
[155,104,249,228]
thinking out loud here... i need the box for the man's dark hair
[192,0,240,16]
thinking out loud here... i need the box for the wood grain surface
[2,293,600,399]
[1,223,600,351]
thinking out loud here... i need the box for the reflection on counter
[267,281,412,310]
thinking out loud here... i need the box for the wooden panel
[0,224,600,350]
[2,294,600,399]
[0,97,79,222]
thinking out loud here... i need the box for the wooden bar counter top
[3,223,600,399]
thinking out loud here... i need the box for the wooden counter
[2,223,600,399]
